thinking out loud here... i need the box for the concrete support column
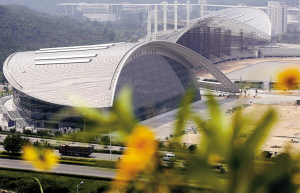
[201,4,204,17]
[147,11,152,41]
[154,4,158,40]
[187,0,190,26]
[64,6,68,15]
[174,0,178,30]
[164,1,167,31]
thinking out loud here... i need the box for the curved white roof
[214,7,271,36]
[4,41,239,108]
[157,7,271,43]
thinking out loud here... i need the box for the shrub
[168,142,184,152]
[187,144,197,153]
[157,140,165,148]
[95,184,109,193]
[37,130,49,137]
[4,134,30,153]
[261,151,272,159]
[9,128,16,133]
[100,135,110,146]
[24,129,32,135]
[17,178,69,193]
[167,157,177,168]
[276,153,291,160]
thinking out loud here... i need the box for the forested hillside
[0,4,130,83]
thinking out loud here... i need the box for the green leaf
[206,94,223,131]
[112,86,137,134]
[174,89,195,139]
[245,109,277,155]
[33,177,44,193]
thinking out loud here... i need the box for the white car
[162,154,176,161]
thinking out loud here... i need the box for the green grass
[0,167,112,193]
[0,89,13,96]
[234,83,263,90]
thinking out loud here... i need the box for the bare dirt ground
[196,57,300,79]
[182,57,300,156]
[181,95,300,156]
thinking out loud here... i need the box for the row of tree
[3,133,52,153]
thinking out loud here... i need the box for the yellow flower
[115,125,157,182]
[277,67,300,90]
[22,145,58,171]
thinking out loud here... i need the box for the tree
[188,144,197,153]
[33,139,52,150]
[24,129,32,135]
[168,142,184,152]
[4,134,30,153]
[261,151,272,159]
[100,135,110,147]
[37,130,49,137]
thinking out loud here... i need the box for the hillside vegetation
[0,4,133,83]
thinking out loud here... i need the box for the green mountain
[0,4,117,83]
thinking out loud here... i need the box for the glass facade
[115,54,200,121]
[13,89,82,128]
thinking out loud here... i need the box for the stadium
[2,7,271,131]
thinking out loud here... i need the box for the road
[0,158,116,178]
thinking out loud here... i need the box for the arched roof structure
[156,7,271,43]
[214,7,271,36]
[4,41,239,109]
[157,17,270,44]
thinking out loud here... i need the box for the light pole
[110,126,112,162]
[77,181,83,193]
[187,129,188,153]
[82,113,85,143]
[269,75,272,92]
[185,119,191,153]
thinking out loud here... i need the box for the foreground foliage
[68,87,300,193]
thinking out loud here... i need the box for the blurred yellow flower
[277,67,300,90]
[22,145,58,171]
[116,125,157,182]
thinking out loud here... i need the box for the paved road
[0,158,116,178]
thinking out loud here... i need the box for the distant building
[268,1,287,35]
[76,5,116,22]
